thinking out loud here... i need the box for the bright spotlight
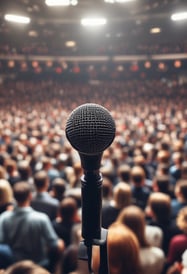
[150,27,161,34]
[45,0,78,6]
[81,17,107,26]
[171,12,187,21]
[4,14,30,24]
[105,0,136,3]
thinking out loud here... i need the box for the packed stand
[0,79,187,273]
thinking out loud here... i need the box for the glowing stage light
[81,17,107,26]
[4,14,30,24]
[45,0,78,6]
[171,12,187,21]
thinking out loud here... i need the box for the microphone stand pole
[78,169,109,274]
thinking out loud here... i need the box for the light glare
[4,14,30,24]
[45,0,77,6]
[105,0,135,3]
[81,18,107,26]
[171,12,187,21]
[150,27,161,34]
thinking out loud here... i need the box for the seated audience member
[49,178,67,201]
[171,179,187,219]
[101,177,113,206]
[146,192,181,255]
[92,222,142,274]
[131,165,151,210]
[102,182,132,229]
[4,159,20,187]
[31,170,59,221]
[153,174,174,198]
[117,164,131,184]
[167,206,187,266]
[3,260,50,274]
[17,160,32,184]
[117,205,165,274]
[0,166,6,180]
[181,161,187,179]
[41,156,60,185]
[0,182,64,270]
[169,152,183,184]
[53,197,80,247]
[0,179,14,214]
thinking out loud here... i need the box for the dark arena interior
[0,1,187,274]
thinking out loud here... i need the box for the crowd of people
[0,78,187,273]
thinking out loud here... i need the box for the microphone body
[65,103,115,243]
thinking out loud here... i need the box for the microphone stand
[78,169,109,274]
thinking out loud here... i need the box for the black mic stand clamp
[78,170,109,274]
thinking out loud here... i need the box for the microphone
[65,103,115,241]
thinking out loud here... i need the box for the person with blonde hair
[102,182,132,228]
[0,179,14,214]
[117,205,165,274]
[146,192,180,255]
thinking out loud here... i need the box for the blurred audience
[0,78,187,273]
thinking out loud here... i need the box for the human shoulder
[29,208,51,222]
[0,210,14,221]
[141,246,164,258]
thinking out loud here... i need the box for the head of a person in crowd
[33,170,49,192]
[17,160,31,180]
[100,165,115,183]
[56,153,69,170]
[107,222,141,274]
[113,182,132,209]
[145,192,171,223]
[153,174,170,194]
[181,161,187,179]
[3,260,50,274]
[174,179,187,203]
[156,163,170,176]
[117,205,149,248]
[157,150,170,164]
[117,164,131,183]
[172,139,184,153]
[41,156,52,171]
[0,179,14,209]
[50,177,66,201]
[102,177,113,202]
[5,159,18,176]
[13,182,32,207]
[176,206,187,234]
[131,165,145,187]
[0,165,6,179]
[172,151,183,166]
[58,196,79,223]
[133,154,145,166]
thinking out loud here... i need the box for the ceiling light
[81,18,107,26]
[28,30,38,37]
[65,41,76,47]
[150,27,161,34]
[4,14,30,24]
[171,12,187,21]
[45,0,78,6]
[104,0,135,3]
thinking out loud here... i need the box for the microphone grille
[65,103,116,155]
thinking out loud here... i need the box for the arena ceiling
[0,0,187,56]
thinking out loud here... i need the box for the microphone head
[65,103,116,155]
